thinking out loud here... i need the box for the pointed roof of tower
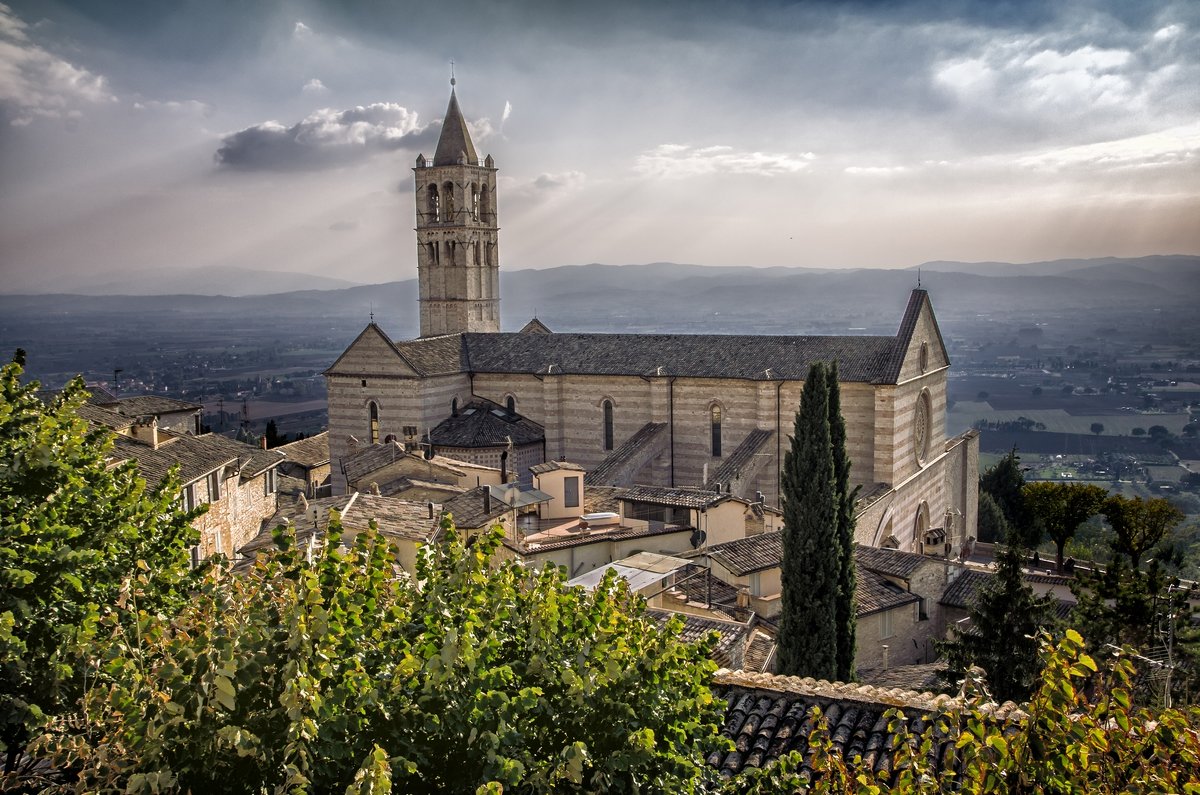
[433,87,478,166]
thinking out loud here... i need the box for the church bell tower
[413,80,500,337]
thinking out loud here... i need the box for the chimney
[500,450,509,484]
[131,417,159,449]
[483,488,491,514]
[260,436,268,450]
[736,587,751,609]
[882,644,890,670]
[369,481,381,495]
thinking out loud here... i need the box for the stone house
[239,492,442,576]
[324,84,979,558]
[342,440,503,497]
[88,402,283,562]
[274,431,331,498]
[94,394,203,435]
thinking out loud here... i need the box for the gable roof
[429,399,544,448]
[698,531,782,576]
[709,669,1023,782]
[650,609,752,670]
[856,568,920,616]
[111,433,277,487]
[433,88,478,166]
[617,484,728,510]
[441,485,509,530]
[98,395,202,416]
[855,543,937,579]
[326,290,937,385]
[274,431,329,468]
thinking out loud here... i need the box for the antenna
[369,301,374,323]
[450,60,456,87]
[917,267,922,289]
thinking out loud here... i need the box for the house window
[189,545,201,569]
[602,399,614,451]
[264,468,277,496]
[749,572,762,597]
[368,401,379,444]
[710,404,722,457]
[506,395,516,413]
[564,475,580,508]
[183,483,197,513]
[880,609,895,639]
[207,470,221,503]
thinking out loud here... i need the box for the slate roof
[460,331,898,382]
[858,662,955,694]
[582,485,622,514]
[429,399,544,448]
[616,485,727,510]
[530,460,585,475]
[856,568,920,617]
[698,532,782,576]
[274,431,329,468]
[521,522,691,554]
[433,88,478,166]
[111,433,277,487]
[705,429,774,491]
[939,569,992,609]
[343,442,410,484]
[99,395,202,417]
[241,493,441,558]
[650,609,751,669]
[585,422,668,486]
[441,486,509,530]
[78,402,134,431]
[743,630,778,674]
[855,544,936,579]
[709,669,1024,782]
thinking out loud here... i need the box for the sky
[0,0,1198,291]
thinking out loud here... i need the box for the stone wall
[192,469,277,561]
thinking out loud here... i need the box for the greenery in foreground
[5,354,1200,792]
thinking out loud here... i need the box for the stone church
[325,85,979,555]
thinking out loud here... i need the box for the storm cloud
[215,103,440,170]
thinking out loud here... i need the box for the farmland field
[947,405,1191,436]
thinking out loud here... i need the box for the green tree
[1023,481,1106,573]
[979,448,1035,545]
[40,520,726,793]
[778,362,839,679]
[975,491,1010,544]
[1104,495,1185,569]
[827,362,859,682]
[940,542,1056,703]
[0,357,197,777]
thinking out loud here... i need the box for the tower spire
[434,72,477,166]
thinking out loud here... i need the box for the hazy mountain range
[2,256,1197,339]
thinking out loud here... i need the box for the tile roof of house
[441,486,510,530]
[241,493,442,558]
[649,609,751,670]
[856,568,920,616]
[429,399,544,448]
[855,544,937,579]
[520,522,692,554]
[583,485,622,514]
[708,668,1023,782]
[530,460,585,475]
[695,532,782,576]
[585,422,668,486]
[743,630,778,674]
[704,429,774,491]
[940,567,1076,620]
[857,662,955,694]
[616,484,728,509]
[99,395,202,416]
[78,402,134,431]
[342,442,415,484]
[111,433,277,487]
[274,431,329,468]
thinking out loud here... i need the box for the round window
[914,391,931,465]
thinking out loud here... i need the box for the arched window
[427,184,440,222]
[471,184,480,220]
[451,397,459,416]
[368,401,379,444]
[710,404,722,457]
[480,185,489,222]
[443,182,455,220]
[602,399,614,451]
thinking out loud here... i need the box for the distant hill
[2,256,1196,339]
[2,265,362,296]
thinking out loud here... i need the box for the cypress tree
[778,362,839,679]
[828,362,859,682]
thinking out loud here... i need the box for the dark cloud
[214,103,441,171]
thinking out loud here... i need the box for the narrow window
[183,483,197,513]
[480,186,489,221]
[451,397,459,416]
[564,475,580,508]
[369,401,379,444]
[880,609,895,639]
[428,184,440,222]
[506,395,516,414]
[443,182,455,220]
[710,404,722,457]
[207,470,221,502]
[602,399,614,451]
[471,185,480,220]
[264,468,276,497]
